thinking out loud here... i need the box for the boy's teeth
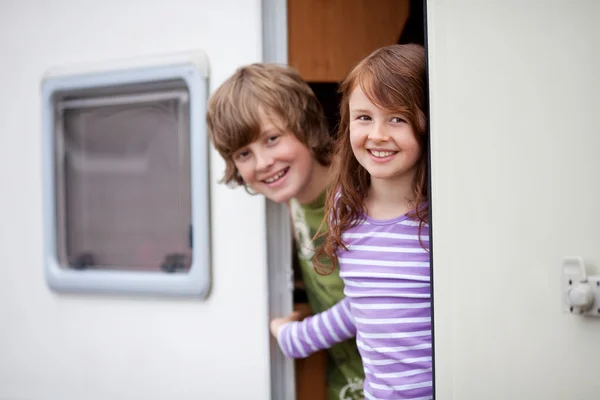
[265,170,285,183]
[371,150,395,158]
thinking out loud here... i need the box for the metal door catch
[562,257,600,317]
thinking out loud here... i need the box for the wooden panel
[288,0,410,82]
[294,303,327,400]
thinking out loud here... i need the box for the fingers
[269,311,303,338]
[288,311,302,321]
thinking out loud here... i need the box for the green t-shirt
[289,190,365,400]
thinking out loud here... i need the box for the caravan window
[41,55,211,298]
[55,88,192,273]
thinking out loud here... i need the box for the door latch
[562,257,600,317]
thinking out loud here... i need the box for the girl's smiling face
[349,86,422,183]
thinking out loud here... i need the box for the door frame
[262,1,296,399]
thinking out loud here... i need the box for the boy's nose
[255,152,275,171]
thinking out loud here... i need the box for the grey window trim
[41,54,211,298]
[58,90,189,110]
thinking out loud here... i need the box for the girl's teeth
[371,150,395,158]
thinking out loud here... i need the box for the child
[206,63,366,399]
[270,44,431,400]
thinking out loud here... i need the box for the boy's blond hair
[207,63,332,186]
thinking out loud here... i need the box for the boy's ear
[243,182,258,196]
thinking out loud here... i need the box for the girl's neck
[364,171,416,220]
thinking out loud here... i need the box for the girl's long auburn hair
[313,44,429,275]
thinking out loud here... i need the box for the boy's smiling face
[232,113,316,203]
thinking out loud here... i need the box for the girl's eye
[357,115,371,121]
[391,117,407,123]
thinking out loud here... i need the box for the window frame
[41,53,211,298]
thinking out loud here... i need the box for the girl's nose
[368,123,390,142]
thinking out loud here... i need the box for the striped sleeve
[276,297,356,358]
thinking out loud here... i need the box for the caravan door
[428,1,600,398]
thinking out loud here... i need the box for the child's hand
[270,311,302,338]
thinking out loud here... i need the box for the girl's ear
[417,110,427,134]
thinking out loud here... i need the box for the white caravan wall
[428,1,600,399]
[0,1,270,399]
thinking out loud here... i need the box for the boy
[207,64,365,400]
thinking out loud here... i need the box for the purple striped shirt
[277,212,432,400]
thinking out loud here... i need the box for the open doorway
[285,1,427,399]
[290,0,424,139]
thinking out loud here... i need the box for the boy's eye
[391,117,407,123]
[267,135,281,144]
[235,150,251,160]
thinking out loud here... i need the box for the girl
[270,44,431,400]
